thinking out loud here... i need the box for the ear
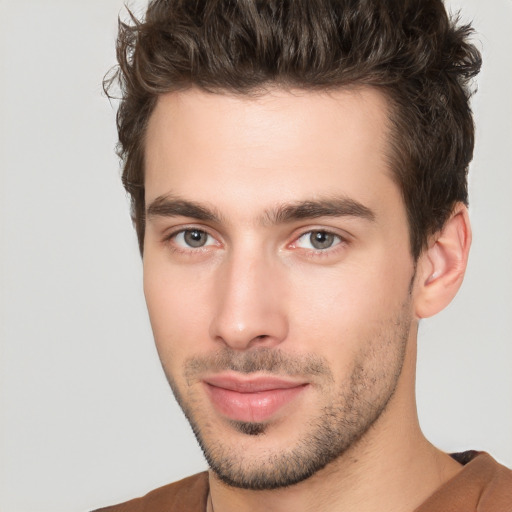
[414,204,472,319]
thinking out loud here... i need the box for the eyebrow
[147,196,222,222]
[146,195,375,225]
[268,198,375,224]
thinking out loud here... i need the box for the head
[107,0,481,259]
[106,0,481,491]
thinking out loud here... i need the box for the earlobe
[414,204,472,319]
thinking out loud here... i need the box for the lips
[203,374,308,423]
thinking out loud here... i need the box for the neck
[207,424,459,512]
[207,340,462,512]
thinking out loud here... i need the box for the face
[143,87,417,489]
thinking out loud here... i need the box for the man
[97,0,512,511]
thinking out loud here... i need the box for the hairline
[137,82,424,259]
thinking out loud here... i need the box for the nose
[208,249,289,350]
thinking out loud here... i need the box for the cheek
[143,257,213,365]
[287,253,413,353]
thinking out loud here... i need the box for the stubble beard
[162,300,412,491]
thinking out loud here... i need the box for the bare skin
[143,87,470,512]
[206,339,460,512]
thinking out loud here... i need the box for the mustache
[184,347,333,384]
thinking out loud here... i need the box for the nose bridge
[209,242,288,350]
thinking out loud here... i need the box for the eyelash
[162,227,348,257]
[290,230,346,254]
[163,227,220,254]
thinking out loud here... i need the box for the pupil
[185,230,206,247]
[311,231,333,249]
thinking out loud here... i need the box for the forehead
[144,87,399,220]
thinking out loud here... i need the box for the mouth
[202,374,309,423]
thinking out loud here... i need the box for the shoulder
[468,452,512,511]
[416,452,512,512]
[452,451,512,489]
[92,472,209,512]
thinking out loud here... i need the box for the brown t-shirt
[94,452,512,512]
[414,451,512,512]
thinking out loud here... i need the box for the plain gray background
[1,1,511,511]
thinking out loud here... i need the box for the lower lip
[204,383,307,423]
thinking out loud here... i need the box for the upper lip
[203,373,307,393]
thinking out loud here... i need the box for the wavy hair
[105,0,482,257]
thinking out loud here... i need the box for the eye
[172,229,216,249]
[294,230,342,250]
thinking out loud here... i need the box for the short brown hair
[105,0,481,258]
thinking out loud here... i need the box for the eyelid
[160,223,350,255]
[296,231,341,249]
[288,227,351,252]
[162,225,222,250]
